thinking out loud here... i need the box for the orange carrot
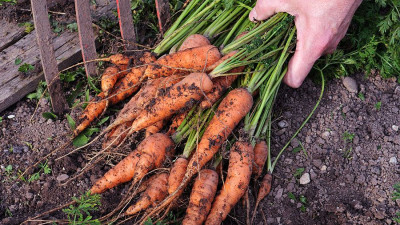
[108,78,163,131]
[109,53,131,66]
[182,169,218,225]
[184,88,253,181]
[74,92,107,137]
[145,120,165,137]
[166,111,188,136]
[102,121,132,149]
[126,73,213,136]
[168,157,189,194]
[205,51,238,73]
[144,45,221,79]
[107,52,157,105]
[90,149,140,194]
[205,141,254,225]
[252,140,268,178]
[179,34,210,51]
[251,173,272,223]
[131,133,175,185]
[101,66,125,97]
[139,89,253,225]
[199,69,242,109]
[91,133,173,194]
[125,172,169,215]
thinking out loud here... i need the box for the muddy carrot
[205,141,254,225]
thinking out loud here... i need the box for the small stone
[56,174,69,182]
[26,192,33,199]
[312,159,322,168]
[310,169,317,180]
[275,188,283,199]
[343,77,358,93]
[299,173,311,185]
[306,136,312,144]
[7,115,15,119]
[392,125,399,132]
[278,120,288,128]
[395,86,400,94]
[390,157,397,164]
[321,131,330,140]
[321,165,327,171]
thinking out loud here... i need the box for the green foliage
[358,92,365,101]
[392,183,400,223]
[14,58,22,65]
[287,192,308,212]
[5,165,13,174]
[131,0,159,40]
[63,191,101,225]
[66,114,76,130]
[18,22,34,33]
[375,101,382,110]
[28,161,51,183]
[18,63,35,73]
[342,131,355,143]
[0,116,2,124]
[67,22,78,32]
[42,112,58,120]
[26,81,48,100]
[318,0,400,79]
[294,168,304,178]
[0,0,16,5]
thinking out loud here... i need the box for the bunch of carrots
[27,1,326,224]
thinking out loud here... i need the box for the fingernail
[249,9,257,22]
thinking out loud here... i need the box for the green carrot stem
[270,69,325,173]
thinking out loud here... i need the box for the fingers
[283,19,326,88]
[283,49,317,88]
[249,0,287,22]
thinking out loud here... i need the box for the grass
[287,192,308,213]
[342,131,355,143]
[293,168,305,178]
[63,191,101,225]
[392,183,400,223]
[18,63,35,73]
[0,0,16,5]
[375,101,382,111]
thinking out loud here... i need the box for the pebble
[395,86,400,94]
[392,125,399,132]
[321,131,330,140]
[26,192,33,199]
[390,157,397,164]
[321,165,327,171]
[278,120,288,128]
[275,188,283,199]
[299,173,311,185]
[7,115,15,119]
[56,174,69,182]
[343,77,358,93]
[312,159,322,168]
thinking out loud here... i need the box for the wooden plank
[155,0,170,34]
[0,0,115,113]
[116,0,137,52]
[75,0,98,77]
[0,20,27,52]
[0,31,81,113]
[31,0,69,114]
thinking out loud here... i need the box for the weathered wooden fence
[29,0,170,114]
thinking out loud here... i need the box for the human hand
[249,0,362,88]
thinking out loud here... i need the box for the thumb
[283,45,319,88]
[249,0,283,22]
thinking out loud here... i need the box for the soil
[1,1,400,225]
[1,70,399,225]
